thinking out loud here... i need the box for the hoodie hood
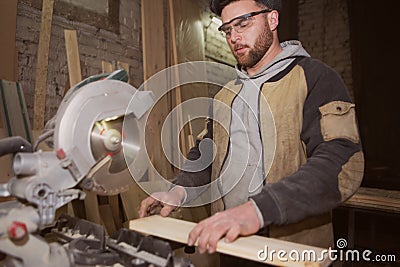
[236,40,310,80]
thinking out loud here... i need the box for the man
[140,0,364,263]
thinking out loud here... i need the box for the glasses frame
[218,8,272,37]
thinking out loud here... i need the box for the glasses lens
[220,26,231,38]
[219,9,270,38]
[234,17,253,33]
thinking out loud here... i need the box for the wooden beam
[33,0,54,130]
[0,0,18,82]
[120,182,149,221]
[141,0,174,179]
[102,61,114,73]
[141,0,166,80]
[108,195,123,230]
[130,215,331,267]
[342,187,400,213]
[64,30,82,90]
[117,61,130,83]
[84,190,102,225]
[168,0,187,160]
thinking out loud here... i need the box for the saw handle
[0,136,33,158]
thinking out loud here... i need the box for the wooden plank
[117,61,130,83]
[99,204,117,235]
[168,0,187,160]
[141,0,166,81]
[108,195,123,230]
[187,115,195,149]
[102,61,114,73]
[0,81,32,142]
[64,30,82,90]
[120,182,149,220]
[343,187,400,213]
[169,0,209,138]
[33,0,55,130]
[130,215,330,267]
[84,190,102,225]
[0,0,18,82]
[141,0,174,180]
[0,128,14,185]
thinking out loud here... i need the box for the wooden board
[0,80,32,142]
[130,215,332,267]
[120,181,165,221]
[99,204,117,235]
[33,0,55,130]
[168,0,187,159]
[343,187,400,213]
[102,61,114,73]
[141,0,174,180]
[0,0,18,82]
[64,30,82,90]
[0,128,14,185]
[117,61,130,83]
[141,0,166,81]
[169,0,208,138]
[84,190,102,225]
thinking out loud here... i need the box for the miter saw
[0,70,192,267]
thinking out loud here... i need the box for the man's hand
[187,201,261,254]
[139,187,186,218]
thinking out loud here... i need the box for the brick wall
[298,0,353,99]
[16,0,143,125]
[199,0,236,97]
[198,0,353,99]
[16,0,354,124]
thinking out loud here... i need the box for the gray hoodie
[221,40,310,209]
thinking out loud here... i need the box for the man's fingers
[196,225,211,254]
[139,197,158,217]
[160,205,175,217]
[207,223,230,253]
[224,223,240,243]
[188,221,205,246]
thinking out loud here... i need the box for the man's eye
[236,18,251,28]
[222,27,232,34]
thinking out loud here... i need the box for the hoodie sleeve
[250,58,364,226]
[172,118,213,203]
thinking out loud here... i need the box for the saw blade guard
[54,79,153,195]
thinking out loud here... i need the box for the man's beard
[234,26,273,69]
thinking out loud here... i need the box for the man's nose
[230,29,242,42]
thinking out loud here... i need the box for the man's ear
[268,10,279,31]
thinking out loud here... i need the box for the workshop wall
[16,0,143,125]
[298,0,353,99]
[14,0,354,125]
[198,0,353,99]
[199,0,236,97]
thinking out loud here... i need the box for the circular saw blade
[88,114,142,195]
[54,80,149,196]
[90,116,139,173]
[90,116,128,173]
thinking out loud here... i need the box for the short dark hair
[209,0,282,16]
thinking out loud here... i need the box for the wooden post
[64,30,82,90]
[33,0,54,130]
[141,0,174,180]
[117,61,130,83]
[168,0,188,161]
[0,0,18,82]
[101,61,114,73]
